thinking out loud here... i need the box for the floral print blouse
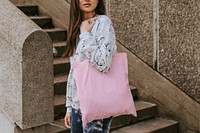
[66,15,117,113]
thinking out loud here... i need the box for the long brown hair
[62,0,106,57]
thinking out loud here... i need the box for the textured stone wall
[109,0,200,103]
[159,0,200,103]
[22,31,53,129]
[110,0,154,65]
[117,42,200,132]
[0,0,53,129]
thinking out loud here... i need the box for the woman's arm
[79,18,117,73]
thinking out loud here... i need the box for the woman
[63,0,117,132]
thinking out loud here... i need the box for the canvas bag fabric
[74,53,137,127]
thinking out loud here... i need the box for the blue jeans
[71,108,112,133]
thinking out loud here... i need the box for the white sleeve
[78,19,117,73]
[65,58,73,113]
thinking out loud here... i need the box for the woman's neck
[83,12,96,20]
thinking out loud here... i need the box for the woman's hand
[65,112,72,128]
[80,19,96,33]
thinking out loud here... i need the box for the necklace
[83,13,97,21]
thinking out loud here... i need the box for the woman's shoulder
[95,15,112,24]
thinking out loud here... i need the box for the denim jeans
[71,108,112,133]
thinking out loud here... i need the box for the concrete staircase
[14,3,179,133]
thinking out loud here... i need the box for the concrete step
[15,3,38,16]
[130,86,138,101]
[47,104,160,133]
[53,42,66,57]
[54,57,70,76]
[54,95,66,120]
[46,118,70,133]
[111,101,157,129]
[54,95,66,107]
[29,16,54,29]
[112,118,178,133]
[54,74,68,96]
[132,101,157,122]
[44,28,67,42]
[47,118,178,133]
[54,74,68,84]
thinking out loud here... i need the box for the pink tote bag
[74,53,137,127]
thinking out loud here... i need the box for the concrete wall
[109,0,200,104]
[0,0,53,130]
[109,0,200,132]
[159,0,200,103]
[110,0,154,66]
[117,42,200,132]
